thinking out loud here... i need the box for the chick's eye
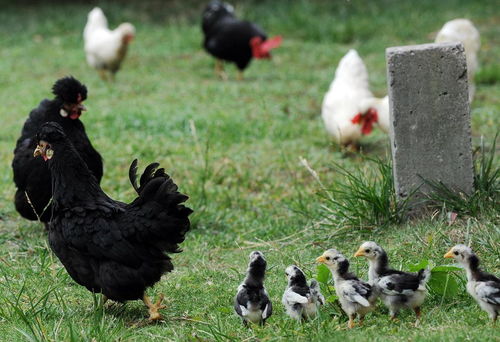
[333,257,338,261]
[453,251,459,256]
[325,257,330,261]
[365,249,370,253]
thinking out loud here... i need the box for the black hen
[34,122,192,320]
[12,76,102,224]
[201,0,282,79]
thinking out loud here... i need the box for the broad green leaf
[428,271,460,297]
[326,295,338,303]
[407,259,429,272]
[316,264,331,284]
[432,265,463,272]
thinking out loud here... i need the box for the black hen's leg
[215,60,227,80]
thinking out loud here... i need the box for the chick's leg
[414,306,421,326]
[358,314,365,326]
[414,307,421,319]
[348,314,356,329]
[389,309,399,322]
[143,294,166,321]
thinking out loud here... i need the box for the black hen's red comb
[250,36,283,59]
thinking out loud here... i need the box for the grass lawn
[0,0,499,341]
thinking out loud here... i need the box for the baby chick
[354,241,430,323]
[317,249,378,329]
[309,279,325,308]
[234,251,272,326]
[445,245,500,323]
[282,265,324,320]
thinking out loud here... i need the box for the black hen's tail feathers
[129,159,167,195]
[130,160,192,252]
[129,159,139,192]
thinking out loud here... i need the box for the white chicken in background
[83,7,135,81]
[435,19,480,102]
[321,49,389,147]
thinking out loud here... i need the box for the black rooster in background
[12,77,103,224]
[202,0,282,80]
[34,122,192,320]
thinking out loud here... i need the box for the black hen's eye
[365,249,371,253]
[325,256,330,261]
[453,251,459,256]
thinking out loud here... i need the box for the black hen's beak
[62,103,87,120]
[34,144,45,158]
[34,141,53,161]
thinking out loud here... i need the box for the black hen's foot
[143,294,166,321]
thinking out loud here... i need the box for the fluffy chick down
[234,251,272,325]
[282,265,324,320]
[317,249,378,328]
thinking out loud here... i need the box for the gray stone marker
[386,42,474,214]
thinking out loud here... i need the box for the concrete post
[386,42,474,215]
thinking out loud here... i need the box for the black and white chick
[317,249,378,329]
[354,241,430,324]
[445,245,500,322]
[282,265,324,321]
[234,251,272,326]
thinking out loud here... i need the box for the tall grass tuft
[424,133,499,216]
[307,156,409,231]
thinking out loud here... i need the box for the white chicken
[435,19,480,102]
[321,49,388,147]
[83,7,135,81]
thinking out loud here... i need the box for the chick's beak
[316,256,326,263]
[444,249,455,258]
[354,248,365,257]
[33,144,45,158]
